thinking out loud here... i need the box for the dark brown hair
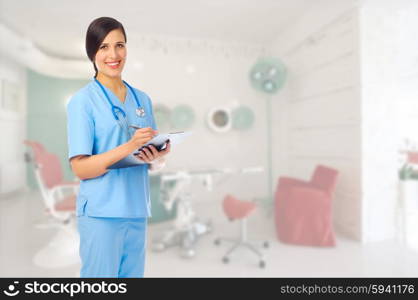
[85,17,127,78]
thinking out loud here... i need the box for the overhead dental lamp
[248,56,287,203]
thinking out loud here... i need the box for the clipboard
[107,131,191,169]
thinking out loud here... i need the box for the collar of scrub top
[94,78,146,120]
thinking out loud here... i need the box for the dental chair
[24,140,78,221]
[24,140,80,268]
[152,170,214,258]
[214,194,269,268]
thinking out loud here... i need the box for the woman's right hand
[129,127,158,149]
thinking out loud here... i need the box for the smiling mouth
[105,61,121,68]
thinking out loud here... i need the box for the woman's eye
[99,44,124,50]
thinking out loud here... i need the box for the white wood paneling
[289,60,358,101]
[288,89,360,127]
[270,4,362,240]
[289,126,360,159]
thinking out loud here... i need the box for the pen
[129,125,159,139]
[130,125,160,134]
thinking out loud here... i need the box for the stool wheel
[214,238,221,246]
[263,241,269,248]
[259,260,266,268]
[222,256,229,264]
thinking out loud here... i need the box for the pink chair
[275,165,339,247]
[24,140,78,222]
[214,194,269,268]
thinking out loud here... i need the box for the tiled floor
[1,189,418,278]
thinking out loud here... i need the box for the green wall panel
[26,69,89,188]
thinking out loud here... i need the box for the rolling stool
[214,194,269,268]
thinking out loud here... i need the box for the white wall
[269,0,362,240]
[397,1,418,145]
[360,0,418,242]
[0,56,27,196]
[359,0,401,242]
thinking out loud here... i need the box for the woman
[67,16,170,278]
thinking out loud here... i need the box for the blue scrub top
[66,79,157,218]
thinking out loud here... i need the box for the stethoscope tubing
[94,78,145,120]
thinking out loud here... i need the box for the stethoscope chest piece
[136,107,146,117]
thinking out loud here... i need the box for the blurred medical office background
[1,0,418,277]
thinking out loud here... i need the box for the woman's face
[95,29,127,78]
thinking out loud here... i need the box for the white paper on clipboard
[107,131,191,169]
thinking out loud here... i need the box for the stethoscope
[94,78,146,120]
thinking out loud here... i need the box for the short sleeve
[66,93,94,160]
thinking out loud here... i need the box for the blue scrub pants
[77,215,147,278]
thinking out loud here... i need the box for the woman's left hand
[136,140,171,163]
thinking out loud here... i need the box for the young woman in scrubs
[66,17,170,278]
